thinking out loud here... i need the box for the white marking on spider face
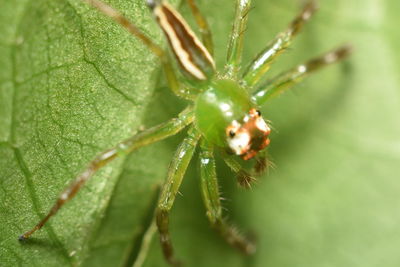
[231,120,240,129]
[228,131,251,155]
[255,117,270,133]
[232,120,240,128]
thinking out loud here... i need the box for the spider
[19,0,351,265]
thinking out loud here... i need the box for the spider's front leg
[253,45,352,105]
[225,0,252,77]
[242,0,318,86]
[19,107,194,240]
[199,141,256,254]
[156,126,201,266]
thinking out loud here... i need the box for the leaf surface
[1,0,399,266]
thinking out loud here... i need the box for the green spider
[19,0,351,265]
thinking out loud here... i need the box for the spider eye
[256,109,261,116]
[229,130,236,138]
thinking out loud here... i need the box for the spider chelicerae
[19,0,351,265]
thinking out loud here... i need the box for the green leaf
[1,0,399,267]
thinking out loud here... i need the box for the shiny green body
[195,79,254,147]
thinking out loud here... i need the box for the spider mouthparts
[237,170,256,189]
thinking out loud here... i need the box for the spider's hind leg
[199,140,256,254]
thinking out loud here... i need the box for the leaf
[0,0,181,265]
[1,0,399,267]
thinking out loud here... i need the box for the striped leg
[19,107,194,240]
[186,0,214,55]
[242,1,318,86]
[199,141,256,254]
[82,0,195,100]
[225,0,252,77]
[156,126,200,266]
[148,0,216,82]
[252,45,352,105]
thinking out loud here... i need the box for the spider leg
[223,155,256,189]
[82,0,196,100]
[252,45,352,106]
[225,0,252,77]
[253,149,276,177]
[186,0,214,55]
[242,1,318,86]
[199,140,256,254]
[148,0,215,81]
[133,218,157,267]
[156,126,200,266]
[19,107,194,241]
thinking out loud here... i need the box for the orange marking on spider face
[227,108,271,160]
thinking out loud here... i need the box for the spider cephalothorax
[226,108,271,160]
[194,79,270,160]
[19,0,350,266]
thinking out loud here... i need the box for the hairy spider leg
[83,0,196,99]
[222,149,273,189]
[242,0,318,86]
[252,45,352,105]
[186,0,214,55]
[223,155,256,189]
[225,0,252,77]
[253,150,275,175]
[199,140,256,254]
[156,126,201,266]
[19,107,194,241]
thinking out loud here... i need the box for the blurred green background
[1,0,399,266]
